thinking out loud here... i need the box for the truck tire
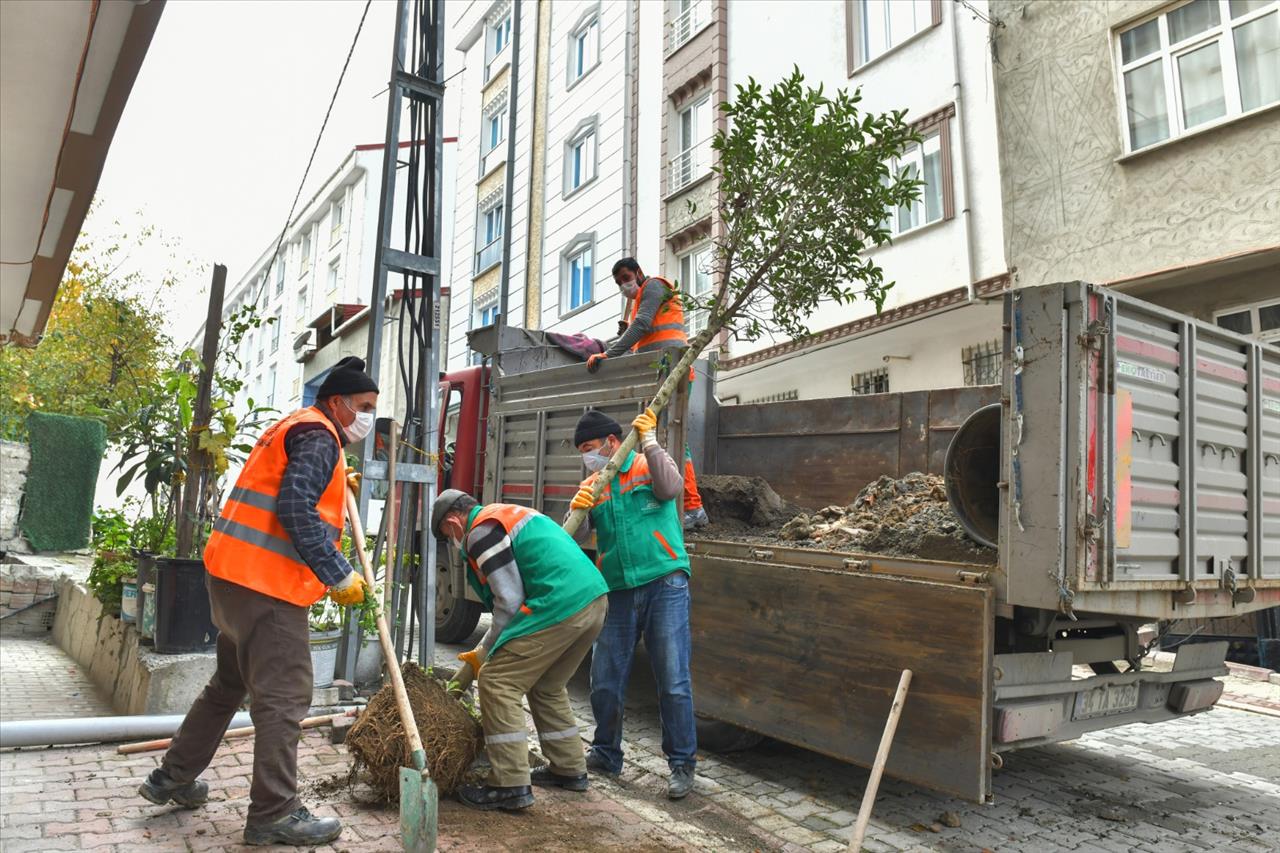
[435,591,481,644]
[695,716,764,753]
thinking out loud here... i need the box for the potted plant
[88,508,134,618]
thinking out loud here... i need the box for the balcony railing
[668,139,711,195]
[670,1,707,52]
[475,237,502,274]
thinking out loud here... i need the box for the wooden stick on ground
[116,710,358,755]
[847,669,913,852]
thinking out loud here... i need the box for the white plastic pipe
[0,712,253,748]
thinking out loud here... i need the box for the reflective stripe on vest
[204,408,347,606]
[627,277,687,351]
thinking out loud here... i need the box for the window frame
[669,93,712,195]
[559,233,597,318]
[962,339,1002,386]
[475,199,505,276]
[563,115,599,198]
[678,243,714,337]
[1113,0,1280,154]
[845,0,943,75]
[670,0,711,54]
[299,230,312,275]
[851,366,890,396]
[326,258,340,298]
[1214,296,1280,342]
[567,5,601,88]
[882,106,955,238]
[330,198,344,245]
[470,297,500,364]
[485,11,513,81]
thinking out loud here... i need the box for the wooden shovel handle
[847,669,912,852]
[345,487,426,760]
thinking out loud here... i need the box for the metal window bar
[852,367,889,396]
[475,236,502,273]
[670,0,706,51]
[668,139,710,194]
[962,339,1001,386]
[745,389,799,404]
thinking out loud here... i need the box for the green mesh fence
[19,412,106,551]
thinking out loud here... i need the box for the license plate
[1073,684,1140,720]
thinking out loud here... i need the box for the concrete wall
[0,562,55,622]
[0,439,30,553]
[991,0,1280,291]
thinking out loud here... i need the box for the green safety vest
[461,503,607,655]
[584,449,691,592]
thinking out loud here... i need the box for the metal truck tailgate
[690,552,994,802]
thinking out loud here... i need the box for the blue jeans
[589,571,697,772]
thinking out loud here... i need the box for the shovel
[346,487,437,853]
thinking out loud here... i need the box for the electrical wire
[251,0,373,308]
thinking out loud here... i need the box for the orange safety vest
[204,408,347,606]
[627,277,688,352]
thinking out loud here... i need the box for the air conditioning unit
[293,328,317,363]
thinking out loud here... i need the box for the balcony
[668,139,711,195]
[475,237,502,275]
[670,1,708,53]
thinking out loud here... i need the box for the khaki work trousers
[161,576,313,823]
[479,595,607,787]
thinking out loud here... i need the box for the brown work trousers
[161,575,312,824]
[479,595,607,787]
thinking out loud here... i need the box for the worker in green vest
[431,491,608,811]
[570,408,697,799]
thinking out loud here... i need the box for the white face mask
[618,279,640,299]
[339,397,375,443]
[582,444,611,473]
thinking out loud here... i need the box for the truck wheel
[695,716,764,753]
[435,589,481,644]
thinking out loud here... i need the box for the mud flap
[690,555,994,801]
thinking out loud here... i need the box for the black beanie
[574,410,622,446]
[317,356,379,399]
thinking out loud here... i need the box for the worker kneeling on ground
[432,489,609,811]
[570,408,698,799]
[136,356,378,847]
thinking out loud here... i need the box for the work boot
[138,768,209,809]
[457,783,535,811]
[243,806,342,846]
[683,507,709,530]
[585,748,621,777]
[667,765,695,800]
[530,766,589,792]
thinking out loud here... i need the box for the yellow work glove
[328,571,367,607]
[570,485,597,511]
[346,470,362,494]
[632,408,657,438]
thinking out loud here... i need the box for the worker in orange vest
[585,257,708,530]
[138,356,377,848]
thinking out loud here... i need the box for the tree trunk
[562,323,719,537]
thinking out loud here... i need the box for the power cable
[251,0,373,308]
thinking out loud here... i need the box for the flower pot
[134,550,156,642]
[353,632,385,686]
[309,629,341,688]
[153,557,218,654]
[121,577,138,623]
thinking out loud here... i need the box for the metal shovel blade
[399,765,438,852]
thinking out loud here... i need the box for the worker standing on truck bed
[585,257,709,530]
[137,356,379,847]
[570,408,698,799]
[432,490,609,811]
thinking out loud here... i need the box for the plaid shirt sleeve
[278,428,354,588]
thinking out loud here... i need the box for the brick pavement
[0,635,113,722]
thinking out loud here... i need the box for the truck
[428,281,1280,802]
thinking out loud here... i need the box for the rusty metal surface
[690,553,993,802]
[714,387,998,508]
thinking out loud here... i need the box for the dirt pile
[345,661,482,800]
[697,474,807,533]
[777,473,995,564]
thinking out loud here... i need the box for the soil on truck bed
[693,472,996,565]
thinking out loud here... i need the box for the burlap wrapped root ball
[345,662,482,798]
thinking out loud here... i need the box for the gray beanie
[431,489,475,537]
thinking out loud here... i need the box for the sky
[86,0,403,348]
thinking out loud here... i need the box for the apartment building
[445,0,1012,402]
[991,0,1280,339]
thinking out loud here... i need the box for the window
[326,259,340,297]
[564,118,598,195]
[852,367,889,395]
[330,199,344,244]
[486,12,512,79]
[256,332,265,365]
[300,231,312,273]
[1116,0,1280,152]
[884,125,946,235]
[962,340,1002,386]
[564,241,594,313]
[270,313,281,352]
[569,11,600,84]
[267,372,277,409]
[471,302,500,365]
[481,95,509,175]
[475,203,504,273]
[671,0,708,52]
[485,108,506,154]
[852,0,937,68]
[679,245,713,336]
[274,256,285,296]
[296,286,308,324]
[670,95,712,193]
[1216,298,1280,342]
